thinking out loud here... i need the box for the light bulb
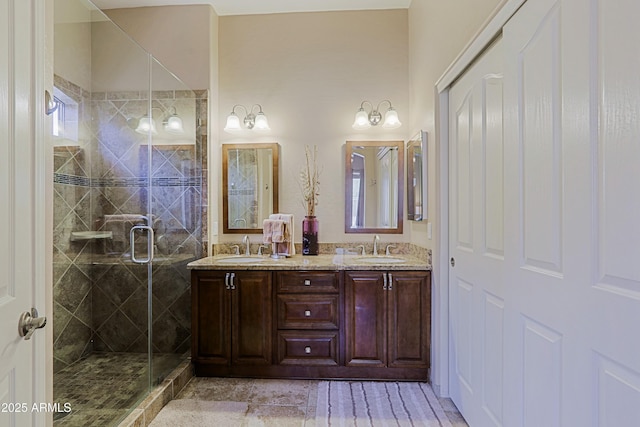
[382,108,401,129]
[254,112,270,131]
[224,112,242,132]
[352,108,371,130]
[135,116,157,134]
[164,114,184,134]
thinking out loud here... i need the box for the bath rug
[316,381,453,427]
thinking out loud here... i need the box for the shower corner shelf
[70,231,113,242]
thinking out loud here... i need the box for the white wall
[218,10,409,244]
[408,0,501,250]
[54,0,93,90]
[104,5,212,91]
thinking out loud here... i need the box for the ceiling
[91,0,411,15]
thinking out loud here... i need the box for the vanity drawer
[277,331,338,366]
[277,294,339,329]
[276,271,340,293]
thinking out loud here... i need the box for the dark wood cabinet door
[192,271,231,364]
[344,271,387,367]
[231,271,273,365]
[387,271,431,368]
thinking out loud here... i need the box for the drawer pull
[305,346,312,354]
[304,279,311,286]
[304,310,311,317]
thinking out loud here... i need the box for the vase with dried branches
[300,145,320,255]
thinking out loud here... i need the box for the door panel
[193,273,230,363]
[232,271,272,365]
[344,271,386,367]
[519,2,563,276]
[449,36,504,426]
[0,1,47,426]
[590,0,640,423]
[387,272,430,368]
[501,0,640,425]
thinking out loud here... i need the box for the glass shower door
[147,58,202,385]
[52,0,201,424]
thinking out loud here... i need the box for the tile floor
[53,352,183,427]
[149,377,469,426]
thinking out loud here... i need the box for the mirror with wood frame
[222,143,279,234]
[407,130,427,221]
[345,140,404,234]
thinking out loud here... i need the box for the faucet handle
[385,244,397,256]
[230,245,240,255]
[258,245,269,256]
[355,245,365,256]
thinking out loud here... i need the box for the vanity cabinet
[275,271,342,366]
[191,270,272,375]
[344,270,431,370]
[190,264,430,380]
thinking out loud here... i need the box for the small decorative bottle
[302,216,319,255]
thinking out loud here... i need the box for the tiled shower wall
[53,74,207,372]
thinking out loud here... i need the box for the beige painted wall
[219,10,409,244]
[53,0,95,91]
[105,5,212,91]
[407,0,501,249]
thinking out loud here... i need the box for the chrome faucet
[372,235,380,256]
[242,235,251,256]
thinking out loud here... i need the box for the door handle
[450,257,455,267]
[130,225,154,264]
[383,273,388,290]
[388,273,393,290]
[225,272,230,290]
[18,308,47,340]
[230,272,236,290]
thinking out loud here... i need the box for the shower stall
[52,1,205,425]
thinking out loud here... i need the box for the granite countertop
[187,253,431,271]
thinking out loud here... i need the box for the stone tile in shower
[152,312,190,354]
[54,264,91,314]
[53,302,73,344]
[120,287,150,329]
[95,310,145,353]
[53,316,92,365]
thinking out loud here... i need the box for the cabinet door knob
[304,310,311,317]
[304,279,311,286]
[388,273,393,290]
[230,272,236,290]
[225,272,230,290]
[305,346,312,354]
[383,273,388,290]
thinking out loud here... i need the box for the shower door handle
[130,225,154,264]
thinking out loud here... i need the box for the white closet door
[449,38,505,427]
[502,0,640,425]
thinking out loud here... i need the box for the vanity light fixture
[224,104,270,132]
[352,100,402,130]
[162,106,184,134]
[134,106,184,135]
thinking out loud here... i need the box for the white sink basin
[215,256,267,264]
[356,256,407,264]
